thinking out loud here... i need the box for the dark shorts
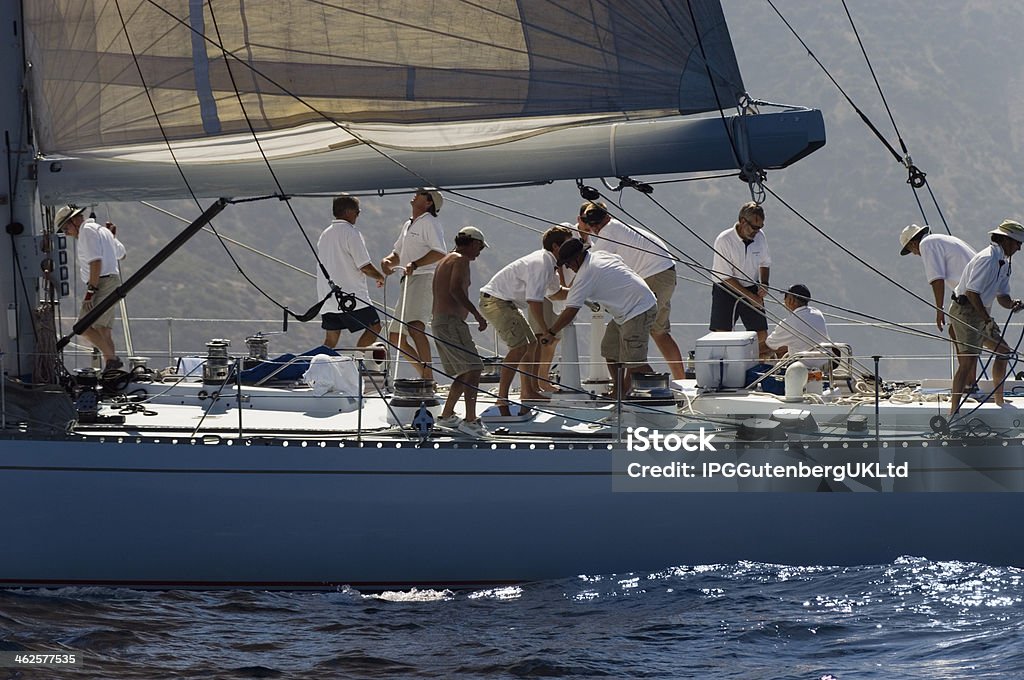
[322,306,381,332]
[710,282,767,332]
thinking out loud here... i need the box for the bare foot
[520,392,551,402]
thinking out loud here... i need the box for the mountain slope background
[57,0,1024,380]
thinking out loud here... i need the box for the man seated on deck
[548,238,657,398]
[764,284,831,369]
[432,227,490,438]
[479,224,573,415]
[948,220,1024,416]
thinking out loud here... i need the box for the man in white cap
[56,204,126,371]
[381,188,446,381]
[432,226,489,437]
[948,219,1024,415]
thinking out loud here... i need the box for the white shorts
[388,273,433,333]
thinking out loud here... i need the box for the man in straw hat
[381,188,446,381]
[948,219,1024,415]
[899,224,975,332]
[55,204,126,371]
[899,223,977,402]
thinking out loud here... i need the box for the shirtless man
[432,226,490,437]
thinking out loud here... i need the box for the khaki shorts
[480,294,535,349]
[79,276,119,328]
[644,267,676,335]
[432,313,484,377]
[525,298,560,340]
[387,273,433,333]
[949,299,999,355]
[600,306,656,366]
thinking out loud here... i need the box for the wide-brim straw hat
[898,224,930,255]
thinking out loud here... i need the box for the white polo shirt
[711,225,770,286]
[317,219,372,304]
[565,251,656,324]
[394,212,446,275]
[919,234,975,287]
[76,218,123,282]
[590,218,674,279]
[765,305,830,361]
[480,249,559,303]
[955,243,1011,308]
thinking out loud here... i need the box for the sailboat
[1,0,1022,590]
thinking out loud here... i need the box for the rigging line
[683,0,742,168]
[139,202,315,278]
[114,0,291,319]
[763,186,943,319]
[645,172,741,185]
[922,177,953,237]
[841,0,907,157]
[446,189,708,281]
[840,0,952,237]
[206,2,331,287]
[762,0,902,166]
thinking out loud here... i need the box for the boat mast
[0,0,35,380]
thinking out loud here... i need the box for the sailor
[432,226,490,437]
[710,202,771,358]
[381,188,447,381]
[948,219,1024,415]
[316,195,386,349]
[479,224,573,412]
[548,238,657,397]
[56,205,127,371]
[764,284,830,368]
[578,202,685,380]
[899,224,976,332]
[900,223,978,401]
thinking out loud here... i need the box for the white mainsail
[23,0,824,201]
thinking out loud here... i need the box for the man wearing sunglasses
[709,201,771,358]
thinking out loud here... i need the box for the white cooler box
[695,331,759,389]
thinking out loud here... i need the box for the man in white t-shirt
[578,203,684,380]
[56,204,127,371]
[948,220,1024,415]
[900,223,978,400]
[548,238,657,397]
[317,195,386,348]
[479,225,572,412]
[710,202,771,357]
[899,224,976,331]
[381,188,447,380]
[765,284,830,368]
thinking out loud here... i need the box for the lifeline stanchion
[873,355,881,440]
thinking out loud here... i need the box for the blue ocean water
[1,557,1022,679]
